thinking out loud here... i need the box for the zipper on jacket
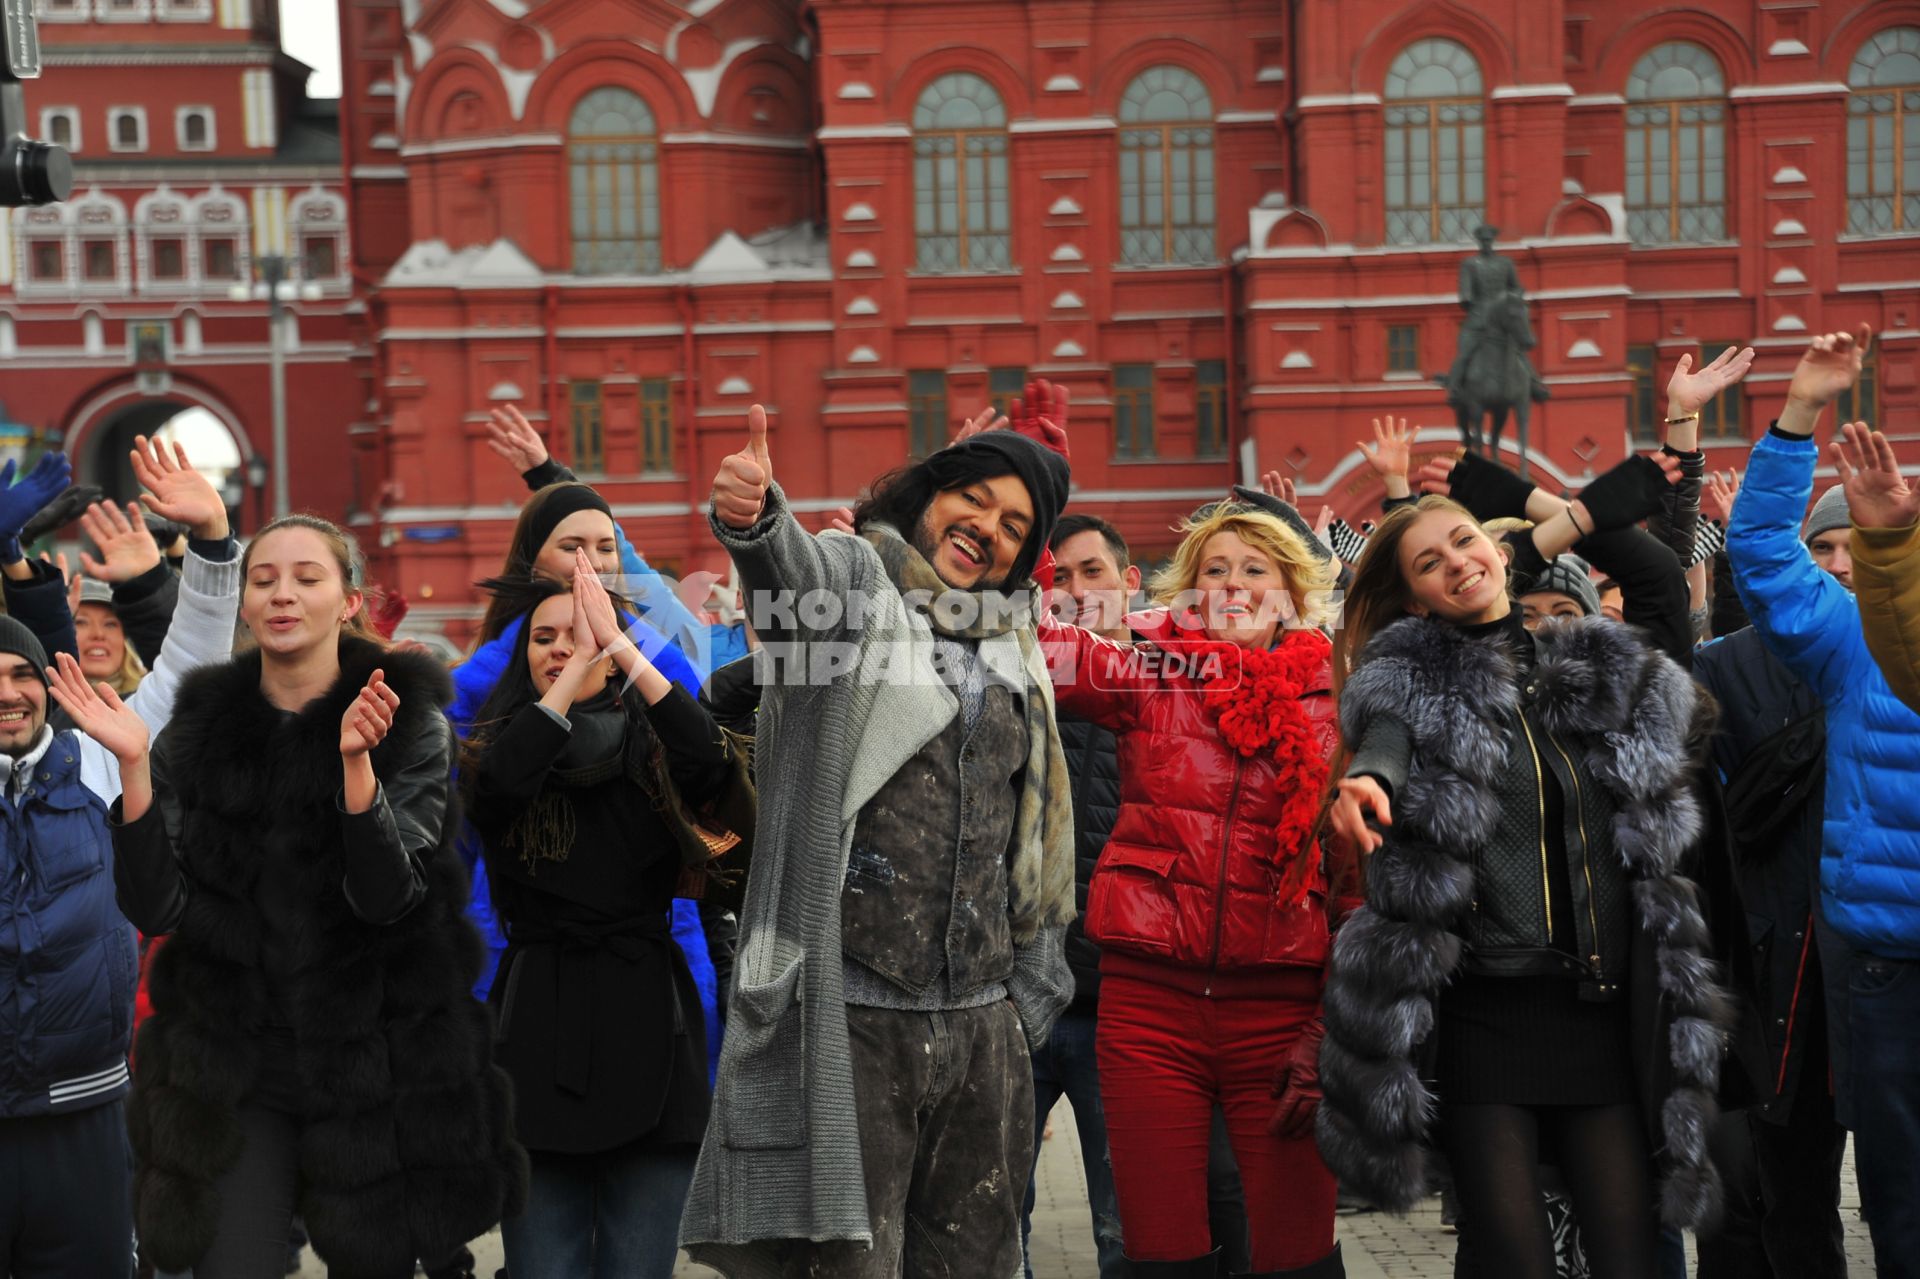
[1517,713,1554,940]
[1547,732,1604,976]
[1204,756,1248,989]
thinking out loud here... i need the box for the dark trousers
[1846,952,1920,1279]
[785,1001,1034,1279]
[1021,1007,1125,1279]
[0,1099,134,1279]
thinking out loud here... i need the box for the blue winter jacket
[1727,430,1920,957]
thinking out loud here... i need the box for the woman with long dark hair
[52,512,524,1279]
[1317,491,1731,1279]
[460,557,749,1279]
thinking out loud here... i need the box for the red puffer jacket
[1042,611,1357,995]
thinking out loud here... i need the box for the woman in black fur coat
[1319,496,1732,1279]
[461,563,747,1279]
[49,513,526,1279]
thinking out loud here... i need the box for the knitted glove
[1327,518,1369,565]
[1444,451,1537,523]
[19,482,104,544]
[1010,379,1071,462]
[1268,1016,1326,1139]
[0,453,75,560]
[1578,454,1674,534]
[1690,518,1726,570]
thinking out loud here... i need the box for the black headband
[524,484,614,560]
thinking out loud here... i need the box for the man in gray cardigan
[682,404,1077,1278]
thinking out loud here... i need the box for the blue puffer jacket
[1727,430,1920,957]
[0,742,136,1117]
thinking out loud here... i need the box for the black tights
[1443,1102,1659,1279]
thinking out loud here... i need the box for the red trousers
[1097,971,1337,1268]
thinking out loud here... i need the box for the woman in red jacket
[1040,501,1354,1279]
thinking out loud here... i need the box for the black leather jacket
[1350,620,1633,996]
[1058,709,1120,1008]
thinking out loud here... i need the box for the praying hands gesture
[575,548,670,704]
[1833,422,1920,531]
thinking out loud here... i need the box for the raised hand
[1787,325,1873,412]
[0,452,75,545]
[573,547,625,651]
[79,500,162,583]
[1414,456,1458,497]
[1327,776,1393,855]
[46,651,149,764]
[952,405,1007,446]
[1359,416,1416,488]
[1010,378,1071,460]
[1666,346,1755,419]
[826,505,856,535]
[1833,422,1920,531]
[1702,470,1742,525]
[54,552,82,615]
[340,669,400,759]
[1259,471,1297,507]
[1314,505,1336,541]
[713,405,774,530]
[486,405,550,473]
[131,435,228,541]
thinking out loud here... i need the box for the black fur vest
[1318,615,1733,1229]
[129,639,527,1274]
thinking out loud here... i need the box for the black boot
[1128,1247,1225,1277]
[1233,1241,1346,1279]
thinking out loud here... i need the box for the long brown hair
[1331,495,1502,698]
[241,513,385,647]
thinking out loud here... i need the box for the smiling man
[682,396,1078,1279]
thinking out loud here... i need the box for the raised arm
[1835,420,1920,716]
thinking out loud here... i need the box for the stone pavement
[300,1098,1880,1277]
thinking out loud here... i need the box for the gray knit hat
[1521,553,1602,618]
[1804,484,1852,545]
[0,615,50,681]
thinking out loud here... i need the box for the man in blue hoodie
[1724,324,1920,1279]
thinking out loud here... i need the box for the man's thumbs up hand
[713,404,773,529]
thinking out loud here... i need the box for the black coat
[1693,626,1849,1123]
[1057,709,1120,1008]
[120,641,526,1276]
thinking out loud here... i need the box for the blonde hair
[241,514,385,647]
[1149,505,1338,630]
[75,600,147,696]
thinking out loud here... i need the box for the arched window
[1383,39,1485,245]
[568,88,661,276]
[913,74,1011,273]
[1118,66,1215,265]
[1625,42,1727,245]
[1847,27,1920,234]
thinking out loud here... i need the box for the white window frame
[37,0,88,23]
[108,107,149,153]
[289,188,349,288]
[156,0,213,19]
[175,105,215,152]
[39,107,81,153]
[94,0,154,20]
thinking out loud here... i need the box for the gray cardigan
[679,485,1074,1276]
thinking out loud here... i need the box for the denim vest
[0,732,136,1116]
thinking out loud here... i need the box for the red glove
[1010,378,1071,461]
[1268,1016,1325,1139]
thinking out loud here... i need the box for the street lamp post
[231,254,318,520]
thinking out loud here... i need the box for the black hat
[939,432,1071,585]
[0,615,50,681]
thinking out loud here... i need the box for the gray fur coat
[1318,615,1733,1229]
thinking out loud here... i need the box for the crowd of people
[0,325,1914,1279]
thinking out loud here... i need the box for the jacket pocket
[1085,845,1179,955]
[29,826,107,895]
[721,954,807,1151]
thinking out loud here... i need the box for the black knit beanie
[0,616,50,681]
[936,432,1072,585]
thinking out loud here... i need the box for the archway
[65,381,259,532]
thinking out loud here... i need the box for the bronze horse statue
[1441,289,1546,472]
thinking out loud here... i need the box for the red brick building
[329,0,1918,637]
[2,0,359,529]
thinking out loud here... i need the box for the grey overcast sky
[280,0,343,99]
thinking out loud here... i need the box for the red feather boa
[1173,626,1333,885]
